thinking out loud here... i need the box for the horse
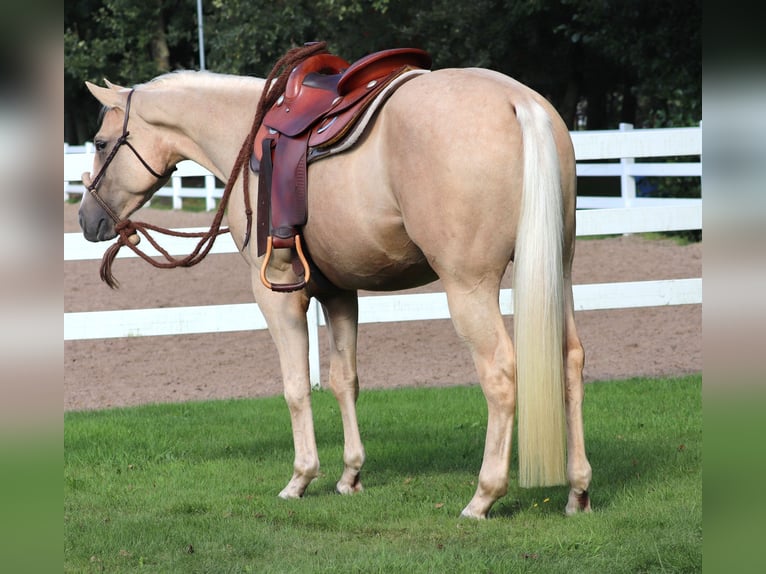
[78,54,592,519]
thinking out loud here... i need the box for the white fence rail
[65,145,222,212]
[65,126,702,387]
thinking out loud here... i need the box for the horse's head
[79,81,176,242]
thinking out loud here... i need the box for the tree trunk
[620,81,637,126]
[152,1,171,72]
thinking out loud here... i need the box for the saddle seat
[255,47,432,150]
[252,47,432,292]
[262,53,350,138]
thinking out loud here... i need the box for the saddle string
[99,42,329,288]
[240,41,330,248]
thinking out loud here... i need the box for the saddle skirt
[251,47,431,292]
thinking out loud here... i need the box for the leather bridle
[86,88,176,224]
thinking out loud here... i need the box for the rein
[95,42,329,288]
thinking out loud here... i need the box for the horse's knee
[283,382,311,411]
[328,369,359,399]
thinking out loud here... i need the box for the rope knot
[115,219,133,233]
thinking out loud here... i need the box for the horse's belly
[307,232,437,292]
[305,156,437,291]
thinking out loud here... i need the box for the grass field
[64,375,701,573]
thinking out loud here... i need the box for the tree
[65,0,700,142]
[65,0,198,142]
[555,0,701,128]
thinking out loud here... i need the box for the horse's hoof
[460,506,488,520]
[335,481,363,495]
[336,471,363,495]
[565,490,592,516]
[278,490,301,500]
[278,484,305,500]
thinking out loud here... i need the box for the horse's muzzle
[79,210,117,242]
[79,171,118,242]
[79,199,117,243]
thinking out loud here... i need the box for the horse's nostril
[96,218,106,240]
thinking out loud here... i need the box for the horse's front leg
[318,290,365,494]
[253,279,319,499]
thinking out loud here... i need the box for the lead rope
[99,42,329,288]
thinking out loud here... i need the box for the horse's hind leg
[563,277,592,514]
[443,282,515,519]
[318,290,365,494]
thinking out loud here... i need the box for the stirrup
[259,234,312,292]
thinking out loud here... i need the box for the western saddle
[251,47,432,292]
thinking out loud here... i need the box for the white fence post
[307,299,322,389]
[64,142,94,201]
[205,175,217,211]
[619,123,636,207]
[172,175,183,210]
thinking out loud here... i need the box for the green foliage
[65,375,701,572]
[65,0,198,82]
[65,0,700,142]
[65,0,199,142]
[555,0,701,128]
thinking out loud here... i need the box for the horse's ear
[103,78,126,91]
[85,81,127,109]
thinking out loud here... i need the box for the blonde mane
[139,70,266,92]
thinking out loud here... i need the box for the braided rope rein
[99,42,329,288]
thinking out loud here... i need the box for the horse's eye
[94,139,107,152]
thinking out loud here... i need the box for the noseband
[86,88,176,224]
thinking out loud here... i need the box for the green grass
[65,375,701,573]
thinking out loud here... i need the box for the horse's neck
[161,78,265,181]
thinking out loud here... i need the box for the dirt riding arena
[64,203,701,411]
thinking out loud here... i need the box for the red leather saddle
[252,47,431,292]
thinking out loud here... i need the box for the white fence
[64,125,702,387]
[65,142,222,212]
[64,123,701,211]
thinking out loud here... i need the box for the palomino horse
[79,58,591,519]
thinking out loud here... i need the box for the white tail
[513,101,567,488]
